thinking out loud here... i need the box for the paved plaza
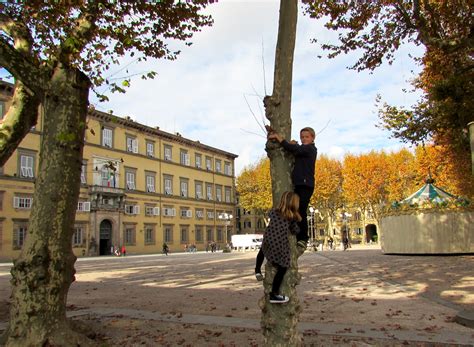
[0,245,473,346]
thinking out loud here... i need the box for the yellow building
[0,81,238,260]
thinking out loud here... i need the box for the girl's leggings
[272,264,287,295]
[255,249,288,294]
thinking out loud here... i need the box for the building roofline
[89,109,238,159]
[0,80,238,159]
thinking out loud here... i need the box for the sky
[8,1,425,175]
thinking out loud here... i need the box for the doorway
[99,219,112,255]
[365,224,378,243]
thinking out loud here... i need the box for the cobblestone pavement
[0,245,473,346]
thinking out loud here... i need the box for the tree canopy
[0,0,215,165]
[303,0,473,148]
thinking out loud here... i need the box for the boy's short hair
[300,127,315,138]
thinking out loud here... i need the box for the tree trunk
[3,66,92,346]
[261,0,300,346]
[468,121,474,176]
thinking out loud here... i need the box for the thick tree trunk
[261,1,300,346]
[3,66,92,346]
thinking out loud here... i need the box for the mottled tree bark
[261,0,301,346]
[3,66,92,346]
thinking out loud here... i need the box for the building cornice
[89,109,238,160]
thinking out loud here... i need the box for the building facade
[0,81,238,260]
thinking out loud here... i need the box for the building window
[180,226,189,243]
[19,152,35,178]
[81,161,87,184]
[77,201,91,212]
[225,187,232,203]
[180,149,190,166]
[163,206,176,217]
[100,165,118,188]
[215,185,222,202]
[320,228,325,236]
[102,127,113,148]
[124,204,140,215]
[354,211,362,221]
[215,159,221,173]
[195,181,203,199]
[164,175,173,195]
[72,225,85,247]
[195,226,203,243]
[217,228,223,242]
[145,172,156,193]
[180,179,188,197]
[126,135,138,154]
[125,170,136,190]
[13,222,28,250]
[164,145,172,161]
[224,162,232,176]
[206,210,214,220]
[13,196,33,209]
[180,208,192,218]
[205,156,212,171]
[144,224,155,245]
[124,225,136,246]
[206,183,213,200]
[145,205,160,216]
[164,225,173,243]
[195,154,202,169]
[206,227,213,242]
[195,209,204,219]
[146,141,155,157]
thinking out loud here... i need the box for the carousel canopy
[401,176,457,204]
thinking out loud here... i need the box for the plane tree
[303,0,474,159]
[0,1,214,345]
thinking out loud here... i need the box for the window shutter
[186,210,192,218]
[13,197,20,208]
[153,207,160,216]
[132,139,138,153]
[83,202,91,212]
[171,208,176,216]
[134,205,140,215]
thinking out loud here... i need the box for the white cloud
[92,1,424,174]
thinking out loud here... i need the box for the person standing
[267,127,317,247]
[255,191,301,304]
[121,245,126,256]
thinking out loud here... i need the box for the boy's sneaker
[269,293,289,304]
[255,272,264,281]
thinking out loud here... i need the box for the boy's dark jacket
[281,140,317,187]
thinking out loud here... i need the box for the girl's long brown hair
[276,191,302,222]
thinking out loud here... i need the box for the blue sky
[4,1,425,175]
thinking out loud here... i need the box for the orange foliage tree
[385,148,417,202]
[415,142,474,200]
[311,155,343,239]
[236,157,272,223]
[342,151,390,240]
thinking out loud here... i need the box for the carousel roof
[401,176,457,204]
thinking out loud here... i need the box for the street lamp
[340,211,352,250]
[218,212,233,246]
[308,206,315,244]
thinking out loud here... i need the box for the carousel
[381,176,473,254]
